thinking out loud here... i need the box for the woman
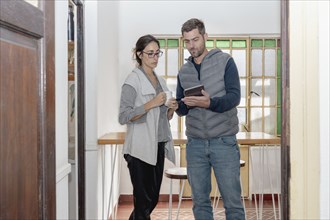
[119,34,178,220]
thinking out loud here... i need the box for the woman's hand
[166,98,178,120]
[144,92,166,111]
[165,98,178,110]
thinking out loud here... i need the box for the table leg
[114,145,123,219]
[101,145,105,220]
[249,148,259,220]
[106,144,118,219]
[265,145,277,219]
[259,145,264,220]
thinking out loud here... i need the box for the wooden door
[0,1,55,219]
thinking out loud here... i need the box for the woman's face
[139,41,162,71]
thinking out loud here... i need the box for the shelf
[68,74,74,81]
[68,63,74,73]
[68,41,74,50]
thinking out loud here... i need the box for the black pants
[124,142,165,220]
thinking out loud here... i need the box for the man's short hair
[181,18,206,36]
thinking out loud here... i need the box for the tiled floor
[116,198,280,220]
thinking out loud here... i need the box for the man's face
[183,28,206,59]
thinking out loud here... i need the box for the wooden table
[97,132,280,220]
[97,131,280,145]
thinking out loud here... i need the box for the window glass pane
[250,108,262,132]
[237,108,247,130]
[183,49,190,63]
[277,78,281,105]
[251,49,262,76]
[232,50,246,77]
[166,78,177,96]
[251,79,263,106]
[167,49,179,76]
[166,77,179,132]
[222,49,231,54]
[216,40,230,48]
[251,39,263,47]
[265,49,276,76]
[155,54,165,76]
[182,116,186,133]
[277,49,281,77]
[167,39,179,48]
[264,108,276,135]
[158,39,166,48]
[264,79,276,106]
[265,39,276,47]
[206,40,214,48]
[232,40,246,48]
[24,0,39,7]
[170,114,179,132]
[239,79,246,107]
[277,107,281,135]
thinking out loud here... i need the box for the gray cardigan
[119,68,176,165]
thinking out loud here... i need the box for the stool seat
[164,167,187,179]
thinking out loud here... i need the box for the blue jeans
[186,136,245,220]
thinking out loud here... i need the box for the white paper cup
[165,91,173,106]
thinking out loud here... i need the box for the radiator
[249,145,281,195]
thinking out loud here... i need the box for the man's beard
[190,46,205,58]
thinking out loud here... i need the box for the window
[155,36,281,136]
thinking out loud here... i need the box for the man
[176,18,245,220]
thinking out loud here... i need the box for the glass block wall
[155,36,281,136]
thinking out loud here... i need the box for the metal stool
[164,167,187,220]
[213,160,246,218]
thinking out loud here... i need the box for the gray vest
[178,49,239,138]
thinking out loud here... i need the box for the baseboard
[119,194,184,203]
[118,193,277,204]
[251,194,280,201]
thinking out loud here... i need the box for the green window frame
[156,36,281,136]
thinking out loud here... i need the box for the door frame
[72,0,86,219]
[44,1,56,218]
[280,0,290,219]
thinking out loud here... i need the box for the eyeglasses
[142,50,163,58]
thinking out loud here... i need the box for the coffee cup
[164,91,173,107]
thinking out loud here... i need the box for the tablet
[184,85,204,97]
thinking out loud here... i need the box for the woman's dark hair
[133,34,160,66]
[181,18,205,36]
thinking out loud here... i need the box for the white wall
[55,0,71,219]
[85,1,121,219]
[289,1,330,219]
[85,1,99,218]
[117,1,280,86]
